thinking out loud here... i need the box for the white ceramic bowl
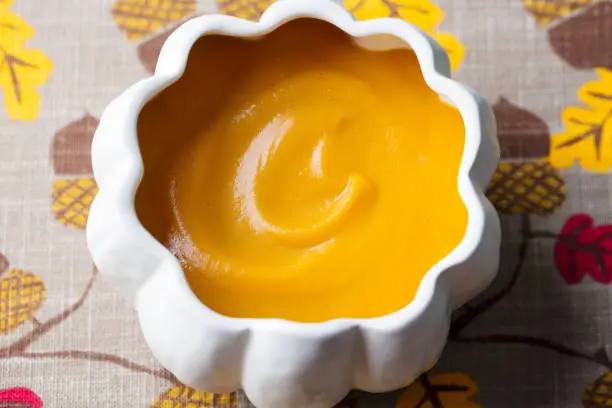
[87,1,501,407]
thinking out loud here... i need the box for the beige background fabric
[1,0,611,406]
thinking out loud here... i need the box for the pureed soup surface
[136,19,468,322]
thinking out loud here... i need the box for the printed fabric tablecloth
[1,0,612,406]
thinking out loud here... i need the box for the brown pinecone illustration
[112,0,196,41]
[217,0,274,21]
[51,114,99,229]
[486,97,566,215]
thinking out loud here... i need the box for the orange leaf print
[343,0,464,71]
[111,0,196,41]
[396,373,481,408]
[0,269,46,334]
[0,1,53,120]
[550,68,612,172]
[150,385,238,408]
[217,0,274,21]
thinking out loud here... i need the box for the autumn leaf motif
[111,0,196,41]
[550,68,612,172]
[343,0,465,71]
[396,373,481,408]
[150,385,238,408]
[217,0,274,21]
[0,387,43,408]
[0,1,53,120]
[0,268,46,334]
[554,214,612,285]
[51,114,99,229]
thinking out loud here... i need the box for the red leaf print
[554,214,612,284]
[0,387,42,408]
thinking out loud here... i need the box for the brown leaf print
[486,161,566,215]
[217,0,274,21]
[522,0,595,26]
[549,2,612,70]
[0,253,8,278]
[493,97,550,159]
[0,269,46,335]
[111,0,196,41]
[51,113,98,175]
[150,386,238,408]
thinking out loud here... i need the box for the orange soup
[135,19,467,322]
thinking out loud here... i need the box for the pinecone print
[52,178,98,229]
[584,372,612,407]
[522,0,594,25]
[486,161,566,215]
[112,0,197,41]
[0,269,46,334]
[51,114,99,230]
[150,386,238,408]
[217,0,274,21]
[488,97,566,215]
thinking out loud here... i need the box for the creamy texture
[136,19,467,322]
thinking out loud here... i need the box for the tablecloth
[1,0,611,406]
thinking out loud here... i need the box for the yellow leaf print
[0,269,46,335]
[344,0,464,71]
[0,5,34,47]
[150,385,238,407]
[0,2,53,120]
[396,373,482,408]
[550,68,612,172]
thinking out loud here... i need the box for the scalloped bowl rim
[88,1,496,336]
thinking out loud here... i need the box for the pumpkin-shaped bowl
[86,1,501,407]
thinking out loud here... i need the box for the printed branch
[18,350,179,384]
[451,334,612,371]
[0,269,97,356]
[450,214,531,336]
[0,266,176,383]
